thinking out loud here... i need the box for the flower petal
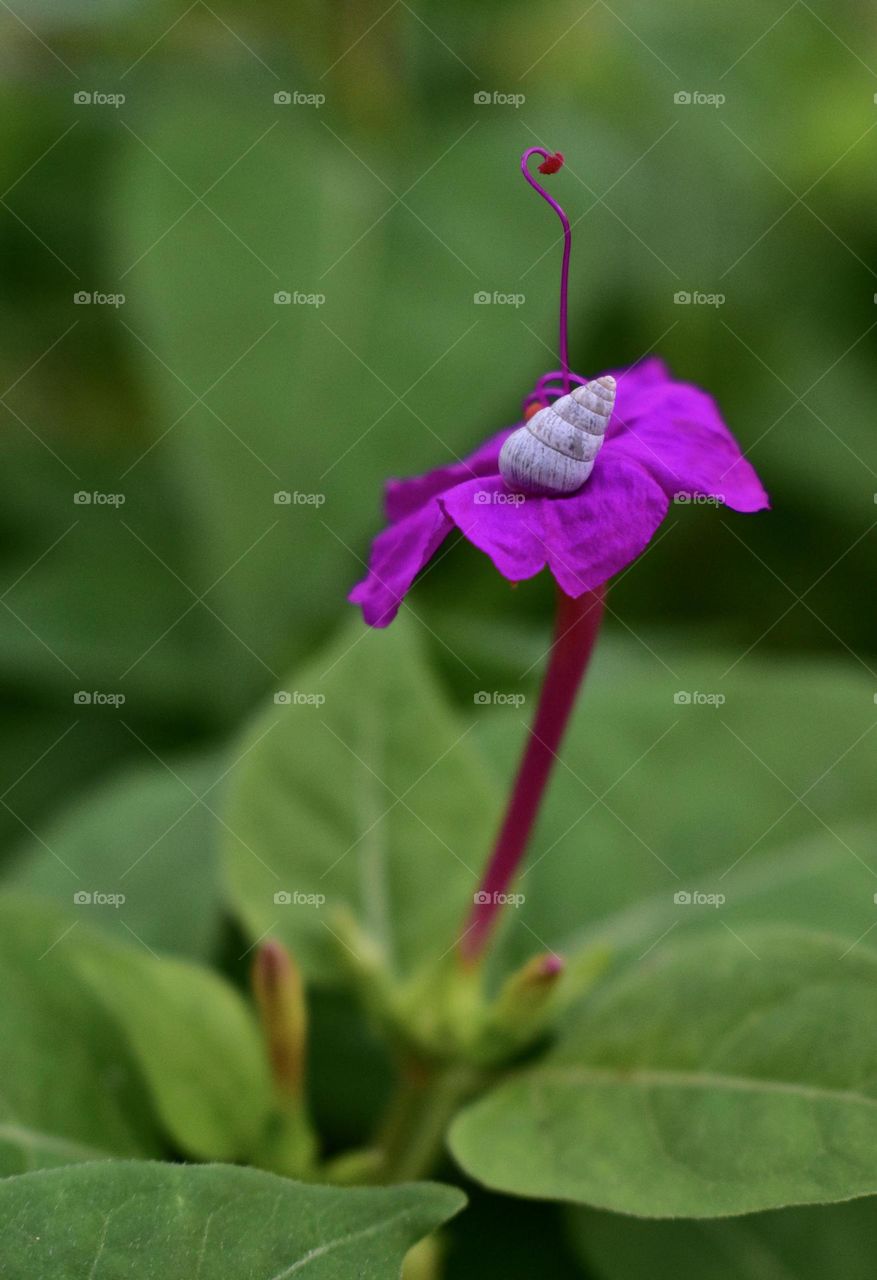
[536,456,672,596]
[440,456,670,596]
[608,356,672,427]
[349,500,452,627]
[385,429,512,523]
[438,477,548,583]
[609,380,769,512]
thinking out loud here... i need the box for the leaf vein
[268,1207,417,1278]
[537,1066,877,1109]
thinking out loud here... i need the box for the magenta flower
[348,146,769,964]
[349,356,768,627]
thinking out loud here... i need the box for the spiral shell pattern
[499,375,616,496]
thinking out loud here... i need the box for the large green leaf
[571,1196,877,1280]
[474,643,877,968]
[0,1161,465,1279]
[0,893,271,1169]
[222,615,501,982]
[74,941,271,1163]
[450,928,877,1217]
[559,818,877,961]
[0,896,161,1172]
[5,753,225,960]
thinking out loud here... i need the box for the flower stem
[461,585,605,963]
[376,1059,483,1183]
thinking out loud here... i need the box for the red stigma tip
[537,152,564,175]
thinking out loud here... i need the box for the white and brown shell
[499,375,616,496]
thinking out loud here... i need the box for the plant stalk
[376,1059,483,1184]
[461,585,605,962]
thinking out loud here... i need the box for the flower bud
[492,951,565,1028]
[252,939,307,1102]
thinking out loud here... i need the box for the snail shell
[499,375,616,496]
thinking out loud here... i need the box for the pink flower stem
[461,584,606,963]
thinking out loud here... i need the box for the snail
[499,374,616,496]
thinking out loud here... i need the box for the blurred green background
[0,0,874,912]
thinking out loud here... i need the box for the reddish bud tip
[252,939,307,1101]
[256,939,290,989]
[524,400,546,421]
[539,953,565,978]
[537,152,564,175]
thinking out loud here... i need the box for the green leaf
[564,819,877,961]
[450,928,877,1217]
[222,615,501,983]
[0,1160,465,1278]
[0,893,271,1168]
[5,753,225,960]
[74,941,272,1163]
[476,644,877,968]
[0,896,162,1171]
[571,1197,877,1280]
